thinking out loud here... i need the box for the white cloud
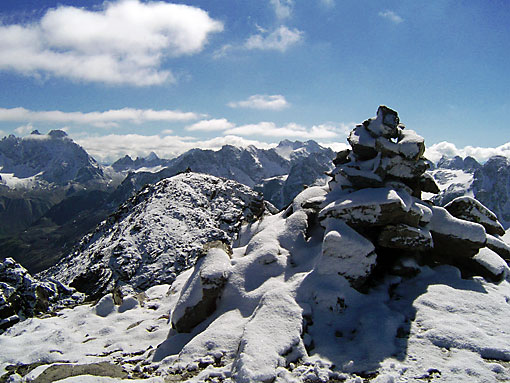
[186,118,235,131]
[0,0,223,86]
[245,26,303,52]
[270,0,293,19]
[378,10,404,24]
[320,0,335,9]
[0,107,200,127]
[426,141,510,163]
[75,133,273,163]
[320,141,349,152]
[228,95,290,110]
[14,123,36,135]
[225,121,338,139]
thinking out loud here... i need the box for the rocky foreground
[2,107,510,382]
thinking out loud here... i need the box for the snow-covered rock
[470,247,509,281]
[0,258,82,332]
[318,218,376,287]
[445,196,505,236]
[486,234,510,260]
[171,243,232,333]
[428,205,487,258]
[40,173,269,300]
[320,187,421,228]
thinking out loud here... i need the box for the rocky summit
[40,172,272,301]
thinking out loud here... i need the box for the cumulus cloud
[320,141,349,153]
[14,123,36,135]
[245,26,303,52]
[186,118,235,131]
[75,133,273,163]
[0,107,200,127]
[0,0,223,86]
[225,121,338,139]
[270,0,293,19]
[228,95,289,110]
[378,10,404,24]
[426,141,510,163]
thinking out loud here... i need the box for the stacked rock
[332,105,437,197]
[312,106,509,289]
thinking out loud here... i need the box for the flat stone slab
[319,187,421,228]
[378,224,433,251]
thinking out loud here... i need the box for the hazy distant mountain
[429,155,510,228]
[0,131,119,270]
[0,130,106,187]
[111,151,171,172]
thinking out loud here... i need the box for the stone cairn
[314,106,510,289]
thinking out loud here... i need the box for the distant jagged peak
[484,154,510,167]
[437,154,481,171]
[145,151,159,161]
[0,128,106,186]
[275,139,327,160]
[48,129,69,139]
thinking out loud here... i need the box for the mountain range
[0,132,334,273]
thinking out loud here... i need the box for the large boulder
[319,187,421,228]
[318,218,377,287]
[428,206,487,258]
[171,243,232,333]
[445,196,505,236]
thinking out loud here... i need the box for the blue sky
[0,0,509,163]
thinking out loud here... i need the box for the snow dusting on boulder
[40,172,270,300]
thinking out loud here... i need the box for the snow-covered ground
[0,172,42,189]
[2,204,510,382]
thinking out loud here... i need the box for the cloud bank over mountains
[3,105,510,165]
[0,0,223,86]
[426,141,510,164]
[0,107,200,128]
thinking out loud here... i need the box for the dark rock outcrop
[0,258,82,332]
